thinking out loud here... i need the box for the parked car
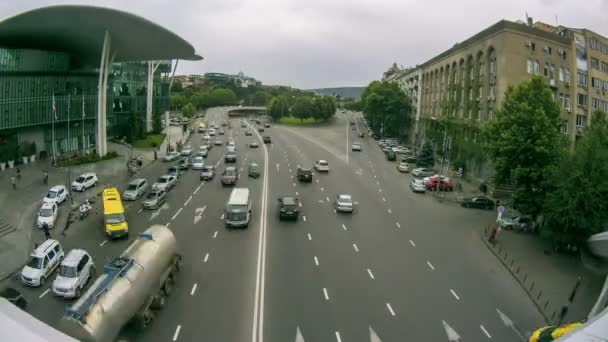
[461,196,495,210]
[250,141,259,148]
[221,166,239,186]
[425,177,454,191]
[335,194,354,213]
[410,179,426,193]
[178,157,190,170]
[202,134,211,141]
[123,178,149,200]
[385,151,397,161]
[168,165,180,178]
[412,168,435,178]
[392,146,410,154]
[218,129,225,135]
[296,166,313,182]
[43,185,68,205]
[401,155,418,164]
[191,156,205,170]
[152,175,177,192]
[180,145,193,156]
[163,151,180,162]
[52,249,95,299]
[351,143,362,151]
[278,197,300,220]
[71,173,98,192]
[264,123,271,128]
[397,162,409,173]
[143,189,167,209]
[258,126,264,132]
[314,160,330,172]
[196,148,208,158]
[20,239,64,287]
[214,139,223,146]
[498,214,535,232]
[245,130,253,136]
[248,162,261,178]
[200,166,216,181]
[37,202,58,229]
[263,136,272,144]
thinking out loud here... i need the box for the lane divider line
[190,283,198,296]
[395,222,401,228]
[302,215,307,222]
[39,289,50,299]
[323,288,330,301]
[314,256,319,266]
[307,233,312,240]
[367,269,375,279]
[184,195,193,206]
[99,240,108,247]
[450,289,460,300]
[387,208,392,214]
[427,261,435,270]
[172,208,183,221]
[480,325,492,338]
[409,240,416,247]
[335,331,342,342]
[341,224,347,231]
[386,303,396,316]
[353,243,359,252]
[173,325,181,341]
[213,231,218,239]
[204,253,209,263]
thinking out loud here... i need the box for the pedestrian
[42,170,48,185]
[11,176,16,190]
[489,225,498,245]
[42,222,51,240]
[15,167,21,180]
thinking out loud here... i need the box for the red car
[425,177,454,191]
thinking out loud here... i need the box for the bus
[102,187,128,238]
[224,188,251,228]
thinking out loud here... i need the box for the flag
[52,94,57,120]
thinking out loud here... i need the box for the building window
[602,62,608,73]
[577,93,588,107]
[604,81,608,92]
[559,93,565,107]
[490,85,496,98]
[559,66,565,81]
[576,114,587,127]
[534,61,540,75]
[545,46,552,55]
[561,120,568,134]
[561,51,567,60]
[591,58,599,69]
[592,97,600,110]
[590,38,599,50]
[544,64,549,77]
[592,77,602,89]
[527,59,534,74]
[550,65,556,82]
[577,71,588,87]
[602,42,608,54]
[565,68,571,84]
[564,95,571,110]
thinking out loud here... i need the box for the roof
[0,5,202,67]
[62,249,88,266]
[40,202,55,209]
[228,188,249,205]
[33,239,59,256]
[281,197,297,205]
[49,185,65,191]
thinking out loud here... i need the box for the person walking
[11,176,16,190]
[15,167,21,180]
[42,222,51,240]
[42,170,48,185]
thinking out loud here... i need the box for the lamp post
[430,116,448,193]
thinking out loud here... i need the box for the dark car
[0,287,27,309]
[248,162,260,178]
[296,166,313,182]
[278,196,300,220]
[245,130,253,136]
[264,123,271,128]
[263,136,271,144]
[385,151,397,161]
[258,126,265,132]
[461,196,495,210]
[221,166,239,186]
[358,132,365,138]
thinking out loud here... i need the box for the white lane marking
[480,325,492,338]
[213,231,218,239]
[298,202,302,207]
[367,269,375,279]
[386,303,396,316]
[427,261,435,270]
[295,191,299,196]
[39,289,50,299]
[289,169,292,173]
[190,283,198,296]
[335,331,342,342]
[374,175,377,179]
[341,224,347,231]
[353,243,359,252]
[345,114,349,165]
[450,289,460,300]
[326,196,330,202]
[382,197,386,202]
[172,325,182,341]
[409,240,416,247]
[320,187,324,191]
[318,200,324,203]
[184,195,193,206]
[221,213,225,220]
[387,208,392,214]
[395,222,401,228]
[137,208,143,213]
[316,179,319,183]
[379,188,382,193]
[314,256,319,266]
[333,209,337,214]
[204,253,209,263]
[99,240,108,247]
[172,208,183,221]
[307,233,312,240]
[302,215,307,222]
[323,288,330,301]
[293,182,296,187]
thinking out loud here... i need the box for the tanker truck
[60,225,182,341]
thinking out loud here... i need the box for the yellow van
[102,187,128,238]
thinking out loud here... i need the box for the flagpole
[67,94,71,154]
[82,94,86,155]
[52,94,56,164]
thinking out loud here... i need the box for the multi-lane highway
[6,107,546,341]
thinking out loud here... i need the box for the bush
[278,117,320,125]
[57,151,119,167]
[132,134,166,149]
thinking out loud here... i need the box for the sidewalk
[481,226,605,325]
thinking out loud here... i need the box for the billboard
[575,33,588,71]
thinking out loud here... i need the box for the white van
[225,188,251,228]
[20,240,64,287]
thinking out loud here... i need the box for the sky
[1,0,607,89]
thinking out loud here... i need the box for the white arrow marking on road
[99,240,108,247]
[367,269,375,279]
[204,253,209,263]
[172,325,181,341]
[341,224,347,231]
[314,256,319,266]
[395,222,401,228]
[184,195,193,206]
[172,208,183,221]
[450,289,460,300]
[190,283,198,296]
[323,288,330,301]
[194,206,207,224]
[295,327,305,342]
[480,325,492,338]
[307,233,312,240]
[213,231,218,239]
[353,243,359,252]
[410,240,416,247]
[39,289,50,299]
[335,331,342,342]
[427,261,435,270]
[442,320,461,342]
[386,303,396,316]
[370,326,383,342]
[496,308,526,341]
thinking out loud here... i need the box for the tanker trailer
[60,225,182,341]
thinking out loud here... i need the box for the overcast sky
[2,0,607,88]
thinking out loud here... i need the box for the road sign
[497,205,505,213]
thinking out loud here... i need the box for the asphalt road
[4,108,546,342]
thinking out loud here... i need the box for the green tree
[482,76,566,216]
[542,111,608,247]
[291,97,313,122]
[182,102,195,118]
[126,112,144,143]
[170,93,187,110]
[322,96,337,121]
[310,97,325,121]
[210,88,237,106]
[268,97,282,121]
[362,81,412,139]
[171,80,183,92]
[417,141,434,167]
[252,91,272,106]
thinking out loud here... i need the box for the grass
[278,117,322,125]
[132,134,166,149]
[57,151,119,167]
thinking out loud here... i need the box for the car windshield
[105,213,125,224]
[127,184,138,191]
[39,208,53,217]
[59,265,77,278]
[147,192,160,199]
[75,176,86,183]
[338,195,352,202]
[46,190,58,198]
[158,177,168,183]
[319,161,328,166]
[193,158,203,163]
[26,256,43,269]
[224,169,236,176]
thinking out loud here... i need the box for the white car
[197,147,209,158]
[21,240,64,287]
[351,143,362,151]
[163,151,180,162]
[412,168,435,178]
[392,146,410,154]
[410,179,426,193]
[43,185,68,205]
[202,134,211,141]
[71,172,98,192]
[191,156,205,170]
[181,145,193,156]
[152,175,177,192]
[397,162,409,173]
[214,139,223,146]
[52,249,95,299]
[227,141,236,149]
[37,202,58,229]
[335,194,354,213]
[314,160,330,172]
[227,145,236,153]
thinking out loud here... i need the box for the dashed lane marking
[320,187,324,191]
[213,231,218,239]
[137,208,143,213]
[382,197,386,202]
[307,233,312,240]
[314,256,319,266]
[221,213,225,220]
[427,261,435,270]
[190,283,198,296]
[409,240,416,247]
[293,182,296,187]
[333,209,337,214]
[204,253,210,263]
[450,289,460,300]
[367,269,375,279]
[387,209,392,214]
[172,208,183,221]
[99,240,108,247]
[326,197,330,202]
[353,243,359,252]
[302,215,307,222]
[318,200,324,203]
[298,202,302,207]
[395,222,401,228]
[184,195,193,206]
[341,224,347,231]
[323,288,330,301]
[480,325,492,338]
[39,289,50,299]
[295,191,299,196]
[172,325,182,341]
[316,179,319,183]
[335,331,342,342]
[386,303,396,316]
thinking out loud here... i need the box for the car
[241,123,247,128]
[226,145,236,153]
[278,197,300,220]
[385,151,397,161]
[214,139,223,146]
[425,177,454,191]
[227,140,236,148]
[221,122,228,127]
[191,156,205,170]
[143,189,167,209]
[152,175,177,192]
[358,132,365,138]
[412,168,435,178]
[0,287,27,309]
[401,155,418,164]
[258,126,265,132]
[209,129,216,136]
[263,136,271,144]
[180,145,193,156]
[461,196,495,210]
[196,148,208,158]
[200,165,216,180]
[202,134,211,141]
[351,143,362,151]
[225,151,237,163]
[221,166,239,186]
[410,179,426,193]
[52,249,95,299]
[423,175,450,183]
[250,141,259,148]
[245,130,253,136]
[296,166,313,182]
[314,160,330,172]
[219,129,225,135]
[397,161,409,173]
[178,157,190,170]
[168,165,180,178]
[71,172,98,192]
[335,194,354,213]
[264,123,271,128]
[43,185,68,205]
[163,151,180,162]
[198,126,206,133]
[20,240,64,287]
[37,202,58,229]
[248,162,261,178]
[392,146,410,154]
[123,178,149,200]
[498,215,535,232]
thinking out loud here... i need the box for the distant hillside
[309,87,365,99]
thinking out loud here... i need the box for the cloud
[1,0,606,88]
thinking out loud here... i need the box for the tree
[152,110,163,134]
[171,80,183,92]
[541,111,608,247]
[252,91,272,106]
[182,102,195,118]
[322,96,337,121]
[417,141,434,167]
[362,81,412,139]
[210,88,237,106]
[310,97,325,121]
[291,97,313,122]
[482,76,566,216]
[126,112,144,143]
[170,93,187,110]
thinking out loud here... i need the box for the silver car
[351,143,362,151]
[397,162,409,173]
[412,168,435,178]
[123,178,148,200]
[143,189,166,209]
[410,179,426,193]
[152,175,177,192]
[191,156,205,170]
[181,145,193,156]
[335,194,354,213]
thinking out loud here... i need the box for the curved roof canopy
[0,5,202,66]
